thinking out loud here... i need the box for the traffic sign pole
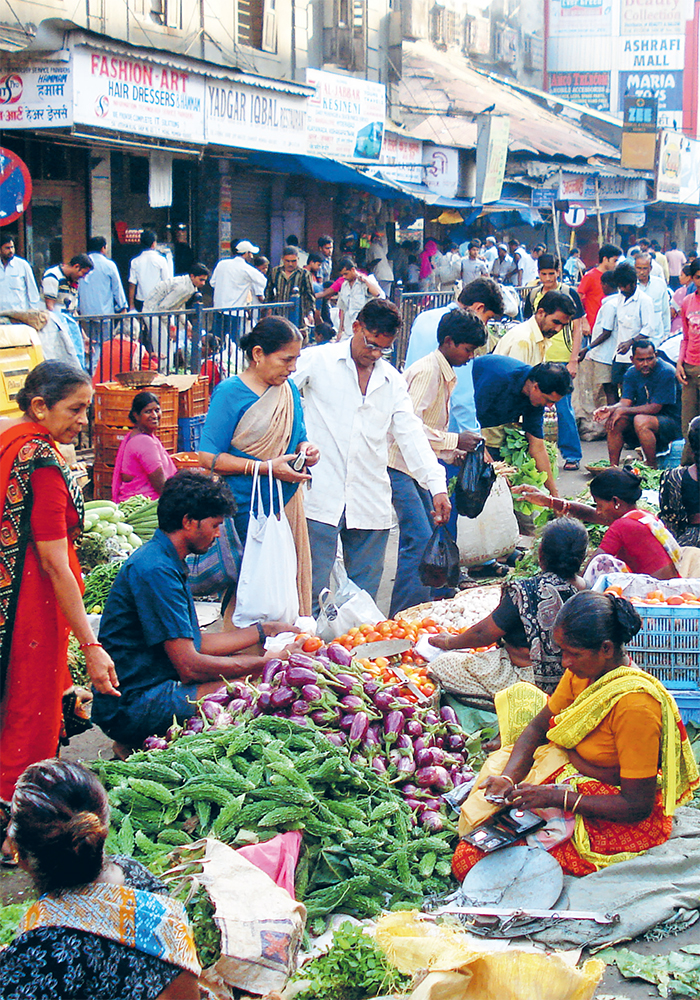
[0,147,32,227]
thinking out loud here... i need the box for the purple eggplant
[363,680,380,699]
[257,690,273,711]
[405,719,424,738]
[374,689,396,712]
[415,747,435,769]
[301,684,323,703]
[286,664,319,687]
[350,752,364,765]
[424,710,440,727]
[327,643,353,667]
[288,652,318,670]
[227,698,250,716]
[371,756,387,775]
[396,734,413,752]
[340,694,365,713]
[365,724,382,746]
[270,686,295,710]
[396,756,416,779]
[339,713,356,732]
[335,673,361,694]
[292,699,310,715]
[200,700,224,722]
[446,733,466,752]
[213,711,233,729]
[440,705,459,726]
[310,708,333,725]
[143,735,168,750]
[415,765,453,792]
[288,714,309,726]
[384,710,405,742]
[204,687,230,705]
[261,658,285,685]
[400,703,417,719]
[184,716,205,734]
[349,711,370,744]
[165,722,182,743]
[326,731,347,747]
[403,783,418,796]
[421,811,444,832]
[403,796,424,812]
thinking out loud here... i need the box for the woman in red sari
[0,361,120,802]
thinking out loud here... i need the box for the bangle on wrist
[500,774,515,789]
[255,622,266,646]
[563,789,569,811]
[572,793,584,813]
[79,642,102,651]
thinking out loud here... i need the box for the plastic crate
[178,414,206,452]
[92,462,114,501]
[93,426,132,466]
[93,383,179,427]
[629,605,700,688]
[668,690,700,725]
[178,376,209,418]
[656,439,685,470]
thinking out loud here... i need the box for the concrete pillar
[90,148,112,250]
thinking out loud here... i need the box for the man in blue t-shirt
[594,339,682,467]
[92,471,297,753]
[472,355,573,497]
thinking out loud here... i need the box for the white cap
[236,240,260,254]
[485,236,496,245]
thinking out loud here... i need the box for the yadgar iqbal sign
[72,48,205,143]
[206,79,307,154]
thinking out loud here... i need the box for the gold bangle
[563,789,569,811]
[572,793,584,813]
[500,774,515,788]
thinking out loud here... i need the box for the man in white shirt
[0,235,41,313]
[482,237,498,268]
[608,262,656,386]
[210,239,268,344]
[578,270,619,405]
[292,298,450,613]
[520,244,544,287]
[635,253,671,344]
[460,243,489,286]
[507,239,525,285]
[336,257,383,340]
[128,230,172,310]
[665,241,687,290]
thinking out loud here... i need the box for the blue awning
[244,150,413,199]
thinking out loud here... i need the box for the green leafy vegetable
[598,946,700,998]
[292,921,411,1000]
[0,903,30,946]
[501,427,558,527]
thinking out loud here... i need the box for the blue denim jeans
[307,514,389,616]
[388,468,435,617]
[555,393,582,463]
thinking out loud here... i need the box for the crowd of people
[0,226,699,996]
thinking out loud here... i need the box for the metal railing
[393,289,457,368]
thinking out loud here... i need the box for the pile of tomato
[330,618,459,699]
[605,586,700,607]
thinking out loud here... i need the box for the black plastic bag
[454,442,497,518]
[419,525,460,588]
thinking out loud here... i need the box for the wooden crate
[178,376,210,418]
[93,424,178,465]
[93,383,179,427]
[92,462,114,501]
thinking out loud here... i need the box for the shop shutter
[228,173,271,255]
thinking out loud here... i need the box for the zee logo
[0,75,23,105]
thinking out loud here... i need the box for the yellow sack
[375,912,604,1000]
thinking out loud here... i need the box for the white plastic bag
[316,555,383,640]
[457,477,519,567]
[233,465,299,627]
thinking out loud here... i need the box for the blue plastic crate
[668,690,700,726]
[656,439,685,470]
[628,605,700,689]
[178,414,206,452]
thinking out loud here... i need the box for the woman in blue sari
[198,316,319,614]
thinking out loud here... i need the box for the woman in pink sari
[111,392,177,502]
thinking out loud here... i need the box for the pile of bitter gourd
[92,715,457,930]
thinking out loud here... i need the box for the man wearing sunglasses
[293,298,451,615]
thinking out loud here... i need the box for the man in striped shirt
[387,309,487,615]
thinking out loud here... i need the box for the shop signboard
[547,0,612,37]
[619,70,683,120]
[0,63,72,129]
[423,145,460,199]
[305,69,385,161]
[620,0,688,35]
[72,47,206,143]
[475,114,510,204]
[620,36,684,69]
[656,130,700,205]
[205,79,307,154]
[559,173,647,201]
[623,94,658,131]
[531,188,557,208]
[548,71,610,110]
[379,132,423,184]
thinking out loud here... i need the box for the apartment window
[149,0,181,27]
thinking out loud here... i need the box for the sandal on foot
[562,461,580,471]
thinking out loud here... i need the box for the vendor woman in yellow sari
[198,316,319,615]
[453,591,698,879]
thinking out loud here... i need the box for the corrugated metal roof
[524,159,653,179]
[397,40,620,161]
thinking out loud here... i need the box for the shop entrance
[27,180,87,280]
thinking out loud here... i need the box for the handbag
[186,516,243,597]
[233,464,299,627]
